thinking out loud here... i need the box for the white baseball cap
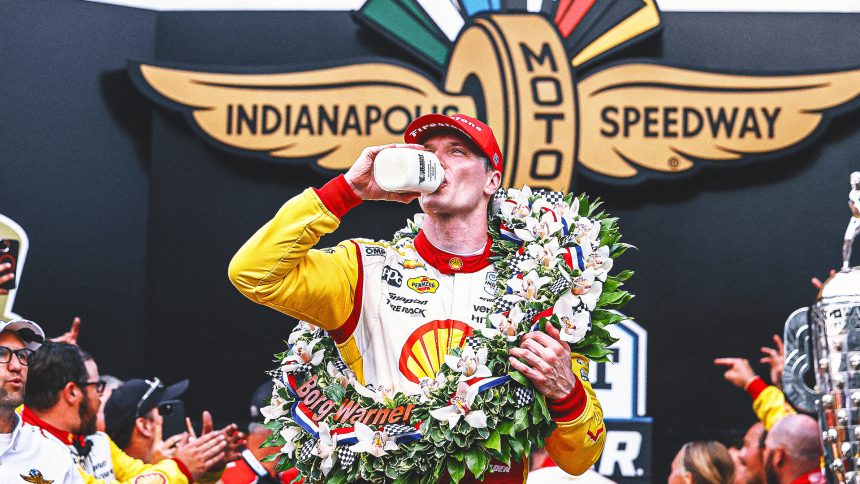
[0,319,45,350]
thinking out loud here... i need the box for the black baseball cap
[104,378,188,437]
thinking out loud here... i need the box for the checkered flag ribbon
[336,446,356,468]
[494,297,516,315]
[521,306,539,323]
[383,424,417,437]
[531,189,565,206]
[298,440,315,462]
[464,336,488,354]
[332,358,348,373]
[547,276,570,296]
[511,384,534,408]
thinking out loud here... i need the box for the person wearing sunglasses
[0,319,83,483]
[22,341,229,483]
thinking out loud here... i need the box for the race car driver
[229,113,606,481]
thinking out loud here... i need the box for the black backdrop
[2,0,860,479]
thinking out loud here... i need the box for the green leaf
[512,407,529,432]
[448,458,466,484]
[536,393,551,422]
[614,269,634,281]
[260,453,279,462]
[323,383,345,403]
[465,448,490,479]
[507,370,529,387]
[485,429,502,451]
[509,436,525,457]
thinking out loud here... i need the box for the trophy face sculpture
[784,173,860,484]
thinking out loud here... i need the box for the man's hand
[508,322,576,400]
[0,262,13,295]
[714,357,758,389]
[150,421,186,462]
[174,431,226,480]
[760,334,785,389]
[344,143,426,203]
[185,411,245,470]
[50,317,81,345]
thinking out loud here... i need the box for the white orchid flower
[499,186,533,220]
[553,197,579,222]
[485,305,526,342]
[260,395,288,422]
[513,210,563,242]
[429,381,488,429]
[553,294,592,344]
[352,381,413,405]
[574,218,601,245]
[326,361,356,388]
[349,422,399,457]
[279,426,302,458]
[400,373,446,402]
[567,268,603,311]
[282,338,325,373]
[310,422,338,475]
[585,245,613,281]
[518,239,563,271]
[287,321,320,344]
[504,270,552,304]
[444,346,492,382]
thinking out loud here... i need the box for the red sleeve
[171,458,194,482]
[313,175,362,219]
[745,377,768,400]
[546,379,587,423]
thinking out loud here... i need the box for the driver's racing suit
[229,175,606,482]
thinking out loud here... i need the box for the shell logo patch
[448,257,464,270]
[133,473,167,484]
[399,319,473,382]
[407,276,439,294]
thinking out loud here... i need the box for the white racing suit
[229,175,606,482]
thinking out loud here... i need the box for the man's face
[739,423,766,484]
[77,359,101,436]
[762,435,782,484]
[142,406,164,450]
[418,132,498,218]
[0,332,27,409]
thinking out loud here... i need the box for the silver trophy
[784,174,860,484]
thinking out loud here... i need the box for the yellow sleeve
[228,186,360,331]
[77,438,190,483]
[543,354,606,476]
[752,385,797,430]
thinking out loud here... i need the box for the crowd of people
[666,326,826,484]
[0,279,292,484]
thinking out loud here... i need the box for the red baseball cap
[404,113,503,173]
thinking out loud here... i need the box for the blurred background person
[763,414,824,484]
[668,440,735,484]
[104,377,189,463]
[96,374,123,432]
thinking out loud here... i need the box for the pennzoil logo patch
[407,276,439,294]
[130,1,860,189]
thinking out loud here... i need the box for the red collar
[791,470,825,484]
[413,231,492,275]
[21,405,85,447]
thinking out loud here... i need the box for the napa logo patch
[130,1,860,189]
[407,276,439,294]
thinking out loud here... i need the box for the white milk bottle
[373,148,445,193]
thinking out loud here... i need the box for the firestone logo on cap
[450,116,482,132]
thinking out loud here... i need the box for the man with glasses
[0,319,83,483]
[23,342,229,483]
